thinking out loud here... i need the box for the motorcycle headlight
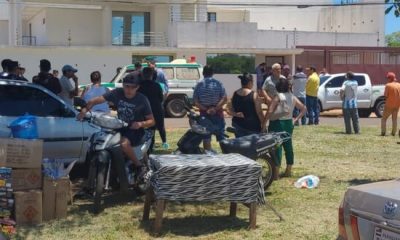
[92,113,126,129]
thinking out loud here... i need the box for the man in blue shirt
[193,65,227,151]
[340,71,360,134]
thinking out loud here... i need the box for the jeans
[343,108,360,134]
[306,95,319,125]
[293,97,306,125]
[200,113,226,142]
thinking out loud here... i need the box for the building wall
[207,9,250,22]
[45,8,102,46]
[0,20,8,45]
[28,9,47,45]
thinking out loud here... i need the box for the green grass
[15,125,400,240]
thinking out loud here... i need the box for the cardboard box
[43,177,70,221]
[11,169,42,191]
[14,190,42,225]
[0,139,43,169]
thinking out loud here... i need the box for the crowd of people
[3,57,400,180]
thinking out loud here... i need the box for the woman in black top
[138,67,168,153]
[229,73,264,137]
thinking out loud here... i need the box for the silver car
[0,79,99,164]
[339,179,400,240]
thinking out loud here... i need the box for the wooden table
[142,187,258,234]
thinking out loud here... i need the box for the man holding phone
[59,64,79,105]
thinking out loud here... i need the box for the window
[132,55,173,64]
[176,68,200,80]
[207,12,217,22]
[0,85,69,117]
[326,76,345,88]
[206,53,255,74]
[160,67,174,80]
[112,12,150,46]
[353,75,366,86]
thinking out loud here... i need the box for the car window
[0,85,69,117]
[325,76,345,88]
[176,67,200,80]
[160,67,174,80]
[353,75,366,86]
[319,76,330,85]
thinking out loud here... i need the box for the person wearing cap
[78,72,155,178]
[305,66,320,125]
[381,72,400,136]
[32,59,62,94]
[59,64,79,105]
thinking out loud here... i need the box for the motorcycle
[175,97,291,190]
[75,98,152,213]
[219,128,291,190]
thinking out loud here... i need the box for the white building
[0,0,386,84]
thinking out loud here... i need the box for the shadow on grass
[337,178,395,186]
[140,215,249,237]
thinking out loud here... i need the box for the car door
[353,75,372,109]
[324,75,346,109]
[0,84,84,162]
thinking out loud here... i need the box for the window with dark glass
[112,12,150,46]
[207,12,217,22]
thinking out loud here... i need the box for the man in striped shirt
[193,65,228,151]
[340,71,360,134]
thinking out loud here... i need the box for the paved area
[165,110,381,129]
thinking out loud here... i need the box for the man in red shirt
[381,72,400,136]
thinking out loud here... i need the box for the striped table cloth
[148,154,265,204]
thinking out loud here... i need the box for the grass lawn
[15,125,400,240]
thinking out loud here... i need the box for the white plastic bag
[294,175,320,189]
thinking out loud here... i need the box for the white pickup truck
[318,73,385,118]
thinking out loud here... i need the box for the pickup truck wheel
[166,97,187,118]
[374,101,385,118]
[358,109,371,118]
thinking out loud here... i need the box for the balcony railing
[21,36,37,46]
[112,31,168,47]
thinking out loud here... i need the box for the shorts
[200,113,226,142]
[120,128,145,147]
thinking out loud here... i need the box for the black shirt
[32,72,62,94]
[138,80,164,120]
[232,91,261,132]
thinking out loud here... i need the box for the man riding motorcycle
[78,71,155,178]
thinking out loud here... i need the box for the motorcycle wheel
[257,153,276,191]
[93,161,107,214]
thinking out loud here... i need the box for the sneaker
[162,142,169,150]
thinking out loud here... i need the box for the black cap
[40,59,51,72]
[8,61,19,70]
[123,72,142,85]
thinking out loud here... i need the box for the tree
[386,31,400,47]
[385,0,400,17]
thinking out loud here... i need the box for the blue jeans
[306,95,319,125]
[200,113,226,142]
[293,97,306,125]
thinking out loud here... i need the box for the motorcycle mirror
[73,97,87,108]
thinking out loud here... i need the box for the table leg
[229,202,237,217]
[154,199,165,234]
[249,202,257,229]
[142,188,153,221]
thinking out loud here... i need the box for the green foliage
[385,31,400,47]
[385,0,400,17]
[206,54,255,74]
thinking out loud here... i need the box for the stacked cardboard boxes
[0,138,43,226]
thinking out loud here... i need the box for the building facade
[0,0,387,85]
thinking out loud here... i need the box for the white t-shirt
[59,75,74,105]
[278,92,296,120]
